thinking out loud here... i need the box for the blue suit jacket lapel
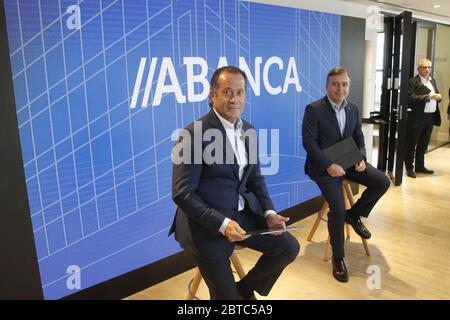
[323,96,342,138]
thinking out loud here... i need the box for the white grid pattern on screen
[9,0,255,269]
[8,0,339,291]
[11,0,190,263]
[278,10,340,204]
[44,0,252,289]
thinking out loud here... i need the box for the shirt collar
[419,75,432,83]
[213,108,243,130]
[327,95,348,110]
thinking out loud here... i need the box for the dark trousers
[194,208,300,300]
[405,114,434,170]
[313,163,390,259]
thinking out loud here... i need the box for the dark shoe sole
[416,170,434,174]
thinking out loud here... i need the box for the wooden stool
[187,249,246,300]
[307,180,371,261]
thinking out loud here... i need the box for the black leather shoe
[406,169,416,178]
[345,215,371,239]
[416,167,434,174]
[332,256,348,283]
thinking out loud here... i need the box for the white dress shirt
[327,95,348,138]
[212,108,276,235]
[419,75,437,113]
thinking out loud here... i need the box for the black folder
[415,84,431,96]
[322,137,363,170]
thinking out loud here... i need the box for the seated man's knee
[284,235,300,262]
[379,174,390,194]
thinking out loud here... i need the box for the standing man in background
[405,58,442,178]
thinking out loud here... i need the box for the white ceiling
[340,0,450,24]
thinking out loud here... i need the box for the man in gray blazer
[169,66,299,300]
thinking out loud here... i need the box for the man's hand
[355,160,366,172]
[266,214,290,235]
[327,163,345,177]
[431,93,442,101]
[224,220,250,242]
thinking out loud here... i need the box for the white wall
[415,27,430,65]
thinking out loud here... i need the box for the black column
[0,0,44,299]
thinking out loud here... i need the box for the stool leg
[324,234,332,262]
[307,201,328,241]
[230,252,246,280]
[187,268,202,300]
[345,223,351,240]
[343,183,355,207]
[362,238,371,256]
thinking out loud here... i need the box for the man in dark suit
[170,66,299,300]
[302,67,390,282]
[405,58,442,178]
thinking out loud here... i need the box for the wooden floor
[126,145,450,300]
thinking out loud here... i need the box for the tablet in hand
[245,225,304,236]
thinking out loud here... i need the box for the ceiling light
[432,4,441,8]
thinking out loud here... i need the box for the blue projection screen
[4,0,339,299]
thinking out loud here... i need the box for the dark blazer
[407,75,441,126]
[169,110,273,260]
[302,96,366,180]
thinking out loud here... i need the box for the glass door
[379,11,415,185]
